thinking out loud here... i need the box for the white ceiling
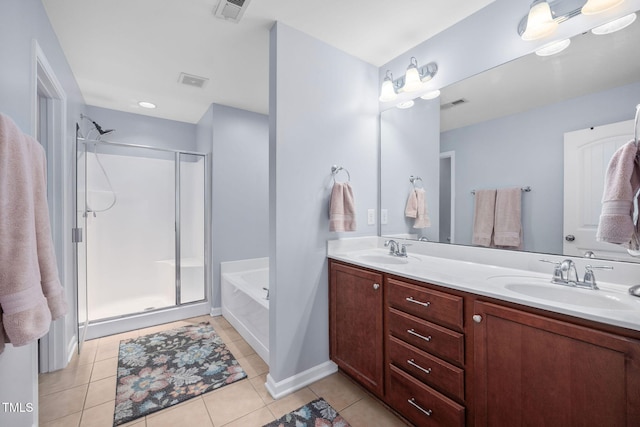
[41,0,495,123]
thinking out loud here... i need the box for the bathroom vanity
[328,241,640,426]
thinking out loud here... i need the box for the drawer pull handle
[407,359,431,374]
[373,283,380,290]
[408,398,432,417]
[406,296,430,307]
[407,329,432,342]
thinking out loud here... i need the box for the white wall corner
[265,360,338,400]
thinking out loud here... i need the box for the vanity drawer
[386,278,463,331]
[387,364,465,427]
[387,335,464,402]
[388,308,464,366]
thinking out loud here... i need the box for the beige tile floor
[39,315,409,427]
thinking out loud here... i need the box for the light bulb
[522,1,558,41]
[379,78,397,102]
[582,0,624,15]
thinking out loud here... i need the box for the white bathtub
[221,257,269,364]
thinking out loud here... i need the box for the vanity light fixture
[521,0,558,41]
[379,70,398,102]
[397,100,415,109]
[535,38,571,56]
[379,60,438,102]
[582,0,624,15]
[138,101,157,109]
[420,90,441,100]
[591,12,636,34]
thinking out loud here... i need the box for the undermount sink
[356,254,410,265]
[489,276,635,310]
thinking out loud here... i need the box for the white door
[563,119,638,262]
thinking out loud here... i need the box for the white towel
[596,141,640,246]
[329,182,356,232]
[494,187,522,248]
[405,190,418,218]
[412,188,431,229]
[472,189,496,247]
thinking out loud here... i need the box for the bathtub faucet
[263,287,270,300]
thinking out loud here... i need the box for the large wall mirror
[381,13,640,263]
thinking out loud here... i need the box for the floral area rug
[113,323,246,426]
[262,398,351,427]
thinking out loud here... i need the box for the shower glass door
[75,128,88,350]
[178,153,206,304]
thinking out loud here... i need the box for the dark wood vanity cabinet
[329,259,640,426]
[473,301,640,427]
[329,261,384,398]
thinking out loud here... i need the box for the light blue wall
[269,22,379,383]
[83,106,197,152]
[381,98,440,239]
[0,1,84,426]
[208,104,269,309]
[441,81,640,253]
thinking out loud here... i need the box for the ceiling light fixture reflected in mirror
[582,0,624,15]
[379,59,438,102]
[591,12,637,34]
[420,90,441,100]
[535,38,571,56]
[396,100,415,109]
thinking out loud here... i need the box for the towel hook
[409,175,423,188]
[331,165,351,183]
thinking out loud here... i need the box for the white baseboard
[265,360,338,400]
[210,306,222,317]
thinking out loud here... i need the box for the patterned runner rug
[263,398,351,427]
[113,323,246,426]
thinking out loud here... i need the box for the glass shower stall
[75,136,208,343]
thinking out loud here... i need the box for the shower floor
[88,295,174,322]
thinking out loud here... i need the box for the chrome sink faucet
[384,239,408,257]
[540,259,612,290]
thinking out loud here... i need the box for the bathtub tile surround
[38,315,407,426]
[113,323,246,425]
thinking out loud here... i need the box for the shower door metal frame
[76,137,211,335]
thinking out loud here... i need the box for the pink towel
[472,190,496,247]
[0,113,67,352]
[596,141,640,246]
[406,189,431,228]
[329,182,356,232]
[494,188,522,248]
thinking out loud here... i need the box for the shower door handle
[72,227,83,243]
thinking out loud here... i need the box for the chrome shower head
[80,113,115,137]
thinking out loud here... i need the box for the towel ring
[331,165,351,183]
[409,175,423,188]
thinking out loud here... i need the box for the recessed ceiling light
[138,101,157,109]
[535,38,571,56]
[591,13,637,35]
[397,100,415,109]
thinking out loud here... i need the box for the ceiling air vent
[178,72,209,88]
[441,98,468,110]
[213,0,253,23]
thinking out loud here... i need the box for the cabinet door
[330,262,384,397]
[473,301,640,427]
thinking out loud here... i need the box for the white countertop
[328,237,640,333]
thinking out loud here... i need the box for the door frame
[440,151,456,244]
[32,40,74,373]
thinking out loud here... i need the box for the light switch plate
[367,209,375,225]
[381,209,388,225]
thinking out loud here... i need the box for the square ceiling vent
[213,0,253,23]
[178,72,209,88]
